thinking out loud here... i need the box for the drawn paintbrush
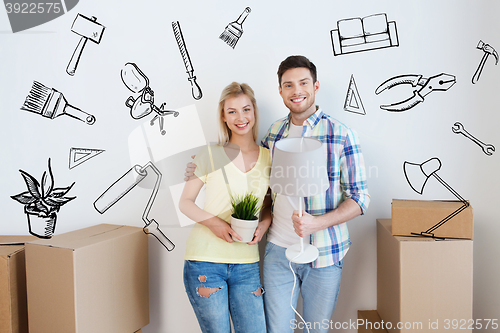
[172,21,203,100]
[21,81,95,125]
[219,7,251,49]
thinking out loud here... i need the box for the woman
[179,82,271,333]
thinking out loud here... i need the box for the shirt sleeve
[260,130,271,149]
[193,145,212,184]
[339,128,370,214]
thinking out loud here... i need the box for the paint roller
[94,163,175,251]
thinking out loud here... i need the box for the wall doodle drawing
[375,73,456,111]
[94,162,175,251]
[472,40,498,84]
[10,158,76,239]
[452,122,495,156]
[172,21,203,100]
[219,7,251,49]
[69,148,105,169]
[121,62,179,135]
[21,81,96,124]
[331,13,398,56]
[403,157,469,239]
[344,75,366,115]
[66,14,105,76]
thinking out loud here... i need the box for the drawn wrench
[452,122,495,156]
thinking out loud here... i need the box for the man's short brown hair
[277,55,317,86]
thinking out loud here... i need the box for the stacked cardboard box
[392,199,473,239]
[376,219,473,333]
[0,236,36,333]
[357,310,388,333]
[25,224,149,333]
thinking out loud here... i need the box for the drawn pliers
[375,73,456,111]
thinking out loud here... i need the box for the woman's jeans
[263,242,343,333]
[184,260,266,333]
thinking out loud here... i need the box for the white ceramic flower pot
[230,216,259,243]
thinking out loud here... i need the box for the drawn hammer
[472,40,498,84]
[66,14,105,76]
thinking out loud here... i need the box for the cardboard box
[391,199,473,239]
[0,236,36,333]
[358,310,388,332]
[25,224,149,333]
[377,219,473,333]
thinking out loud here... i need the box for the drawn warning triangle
[69,148,104,169]
[344,75,366,115]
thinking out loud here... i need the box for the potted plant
[11,158,76,239]
[229,192,261,243]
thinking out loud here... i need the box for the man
[261,55,369,332]
[185,55,369,332]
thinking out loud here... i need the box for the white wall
[1,0,499,332]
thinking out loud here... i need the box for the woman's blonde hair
[218,82,259,144]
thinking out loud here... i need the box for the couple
[179,55,370,333]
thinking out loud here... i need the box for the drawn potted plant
[230,192,261,243]
[11,158,76,239]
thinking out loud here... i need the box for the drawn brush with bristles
[219,7,251,49]
[21,81,96,125]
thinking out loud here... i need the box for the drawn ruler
[69,147,104,169]
[344,75,366,115]
[172,21,203,100]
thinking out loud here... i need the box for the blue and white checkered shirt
[261,107,370,268]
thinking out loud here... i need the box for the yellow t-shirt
[184,144,271,263]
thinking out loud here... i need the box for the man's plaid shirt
[261,107,370,268]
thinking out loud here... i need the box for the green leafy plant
[11,158,76,216]
[230,192,261,221]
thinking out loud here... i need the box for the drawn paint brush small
[219,7,251,49]
[21,81,96,125]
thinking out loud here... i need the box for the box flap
[28,224,139,250]
[0,245,25,257]
[392,199,470,209]
[0,236,37,257]
[0,235,37,246]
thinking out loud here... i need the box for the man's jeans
[263,242,343,333]
[184,260,266,333]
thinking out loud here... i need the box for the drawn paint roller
[21,81,96,125]
[94,162,175,251]
[219,7,251,49]
[172,21,203,100]
[66,14,105,76]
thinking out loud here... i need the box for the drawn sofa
[330,13,399,56]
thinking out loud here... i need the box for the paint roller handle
[66,36,88,76]
[144,219,175,251]
[188,75,203,100]
[64,103,96,125]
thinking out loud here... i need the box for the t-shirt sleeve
[192,145,213,183]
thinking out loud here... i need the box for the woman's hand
[247,219,271,245]
[200,216,242,243]
[183,155,197,181]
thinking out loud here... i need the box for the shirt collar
[286,105,324,130]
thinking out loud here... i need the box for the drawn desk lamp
[121,62,179,135]
[270,137,329,264]
[94,162,175,251]
[403,157,469,239]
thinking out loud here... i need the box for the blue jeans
[183,260,266,333]
[263,242,343,333]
